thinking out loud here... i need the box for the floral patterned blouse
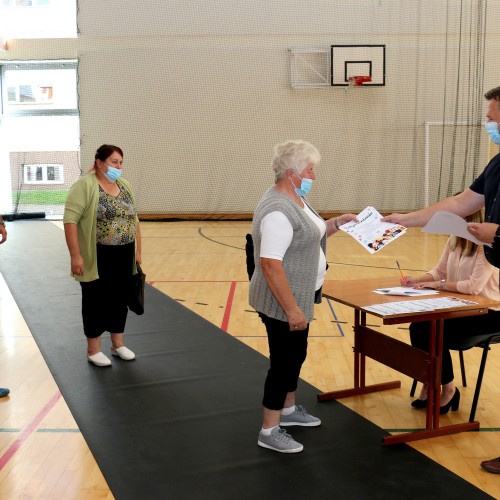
[96,186,137,245]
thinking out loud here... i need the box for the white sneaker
[111,346,135,360]
[88,352,112,367]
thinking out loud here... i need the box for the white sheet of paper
[339,206,407,254]
[421,211,491,247]
[373,287,439,297]
[362,296,478,316]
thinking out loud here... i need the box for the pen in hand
[396,260,408,285]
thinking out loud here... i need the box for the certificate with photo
[339,206,407,254]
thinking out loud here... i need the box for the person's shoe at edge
[111,346,135,360]
[88,352,112,367]
[280,405,321,427]
[481,457,500,474]
[257,427,303,453]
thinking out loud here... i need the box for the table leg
[426,319,436,430]
[318,308,400,402]
[382,421,480,445]
[382,318,479,445]
[425,318,444,431]
[360,311,366,388]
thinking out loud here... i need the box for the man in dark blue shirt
[383,86,500,258]
[382,85,500,474]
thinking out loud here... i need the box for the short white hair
[272,140,321,182]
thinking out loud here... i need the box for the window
[7,83,53,104]
[2,64,77,115]
[0,0,75,38]
[2,0,49,6]
[23,164,64,184]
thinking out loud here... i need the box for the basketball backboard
[331,45,385,86]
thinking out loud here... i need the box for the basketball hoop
[347,75,372,87]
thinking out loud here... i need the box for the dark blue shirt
[470,153,500,267]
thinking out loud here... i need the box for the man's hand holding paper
[467,221,498,245]
[422,211,492,247]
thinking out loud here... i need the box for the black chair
[410,333,500,422]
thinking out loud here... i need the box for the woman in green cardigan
[64,144,142,367]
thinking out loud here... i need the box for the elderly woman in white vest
[249,140,357,453]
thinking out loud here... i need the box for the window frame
[0,60,78,117]
[23,163,64,185]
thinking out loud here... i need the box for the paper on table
[363,296,478,316]
[373,287,439,296]
[422,211,491,247]
[339,206,407,254]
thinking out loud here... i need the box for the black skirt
[80,242,135,338]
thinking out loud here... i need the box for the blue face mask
[485,122,500,145]
[291,173,313,197]
[101,164,122,182]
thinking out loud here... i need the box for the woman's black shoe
[440,388,460,415]
[411,398,427,409]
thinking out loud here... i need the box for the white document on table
[373,287,439,297]
[339,206,407,254]
[363,296,478,316]
[421,211,491,247]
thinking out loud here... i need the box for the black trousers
[80,242,135,338]
[410,310,500,385]
[258,313,309,411]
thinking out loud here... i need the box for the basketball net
[347,75,372,87]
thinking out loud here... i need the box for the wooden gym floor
[1,220,500,498]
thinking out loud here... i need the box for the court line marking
[221,281,237,332]
[326,298,345,337]
[0,391,61,470]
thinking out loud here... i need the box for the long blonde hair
[449,209,484,257]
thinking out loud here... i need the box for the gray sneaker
[280,405,321,427]
[258,427,303,453]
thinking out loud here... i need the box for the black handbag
[245,234,255,280]
[128,263,145,315]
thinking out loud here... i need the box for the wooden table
[320,277,500,445]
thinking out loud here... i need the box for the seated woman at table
[403,208,500,414]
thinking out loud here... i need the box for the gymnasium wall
[4,1,500,217]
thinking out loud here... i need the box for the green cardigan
[63,172,139,282]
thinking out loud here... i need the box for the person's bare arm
[261,257,307,331]
[325,213,358,237]
[467,222,499,245]
[381,189,484,227]
[135,222,142,264]
[0,216,6,244]
[64,223,84,276]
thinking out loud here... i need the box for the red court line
[221,281,237,332]
[0,391,61,470]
